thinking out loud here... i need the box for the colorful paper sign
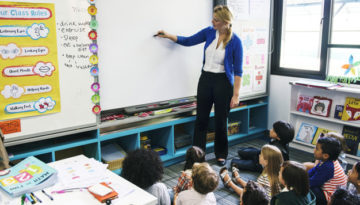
[0,119,21,134]
[0,2,61,120]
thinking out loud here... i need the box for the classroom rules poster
[0,2,61,121]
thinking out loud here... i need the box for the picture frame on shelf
[310,96,332,117]
[296,94,313,113]
[296,122,318,144]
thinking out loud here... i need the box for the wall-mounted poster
[0,2,61,120]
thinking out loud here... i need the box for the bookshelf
[289,81,360,165]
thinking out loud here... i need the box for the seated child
[232,121,294,172]
[304,132,349,171]
[308,137,347,205]
[271,161,316,205]
[347,161,360,194]
[220,144,283,200]
[329,187,360,205]
[241,180,268,205]
[121,149,170,205]
[172,146,205,201]
[175,162,218,205]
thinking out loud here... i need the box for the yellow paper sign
[0,2,61,120]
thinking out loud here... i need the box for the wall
[268,75,305,128]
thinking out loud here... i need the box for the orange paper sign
[0,119,21,134]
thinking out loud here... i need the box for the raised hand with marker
[154,30,177,42]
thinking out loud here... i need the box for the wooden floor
[162,138,314,205]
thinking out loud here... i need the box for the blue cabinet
[6,97,268,174]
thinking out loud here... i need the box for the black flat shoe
[217,159,227,166]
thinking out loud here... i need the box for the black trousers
[193,71,233,159]
[231,147,263,172]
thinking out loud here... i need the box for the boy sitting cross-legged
[231,120,294,172]
[309,137,348,205]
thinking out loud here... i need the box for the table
[0,155,157,205]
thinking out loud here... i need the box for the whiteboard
[97,0,213,110]
[0,0,97,143]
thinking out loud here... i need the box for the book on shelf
[311,127,336,145]
[296,95,313,113]
[334,105,344,120]
[342,125,360,155]
[0,156,57,197]
[341,97,360,122]
[310,96,332,117]
[296,123,318,144]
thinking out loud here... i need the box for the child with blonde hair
[220,144,283,200]
[175,162,218,205]
[172,146,205,198]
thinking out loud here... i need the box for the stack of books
[0,156,57,197]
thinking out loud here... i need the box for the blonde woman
[157,5,243,166]
[220,145,283,200]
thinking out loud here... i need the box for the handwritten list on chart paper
[0,2,61,120]
[56,6,91,70]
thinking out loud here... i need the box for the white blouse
[203,31,226,73]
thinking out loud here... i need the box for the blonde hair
[261,144,284,197]
[326,132,349,153]
[213,5,233,48]
[192,162,219,194]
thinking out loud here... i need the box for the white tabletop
[0,155,157,205]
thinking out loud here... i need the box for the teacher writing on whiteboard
[156,5,242,166]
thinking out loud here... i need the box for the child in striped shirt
[220,144,283,200]
[309,137,348,205]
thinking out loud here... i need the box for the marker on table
[153,32,164,37]
[31,192,42,203]
[42,190,53,200]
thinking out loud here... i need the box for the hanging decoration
[88,0,100,115]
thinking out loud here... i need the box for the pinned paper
[89,55,98,64]
[91,82,100,92]
[89,20,98,29]
[90,67,99,76]
[92,105,101,114]
[88,31,97,40]
[88,6,97,15]
[91,94,100,104]
[89,43,98,53]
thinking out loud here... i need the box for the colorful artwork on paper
[0,2,60,120]
[342,55,360,76]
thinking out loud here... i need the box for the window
[272,0,360,83]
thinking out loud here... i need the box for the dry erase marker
[153,32,164,37]
[31,192,42,203]
[42,190,53,200]
[25,193,35,204]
